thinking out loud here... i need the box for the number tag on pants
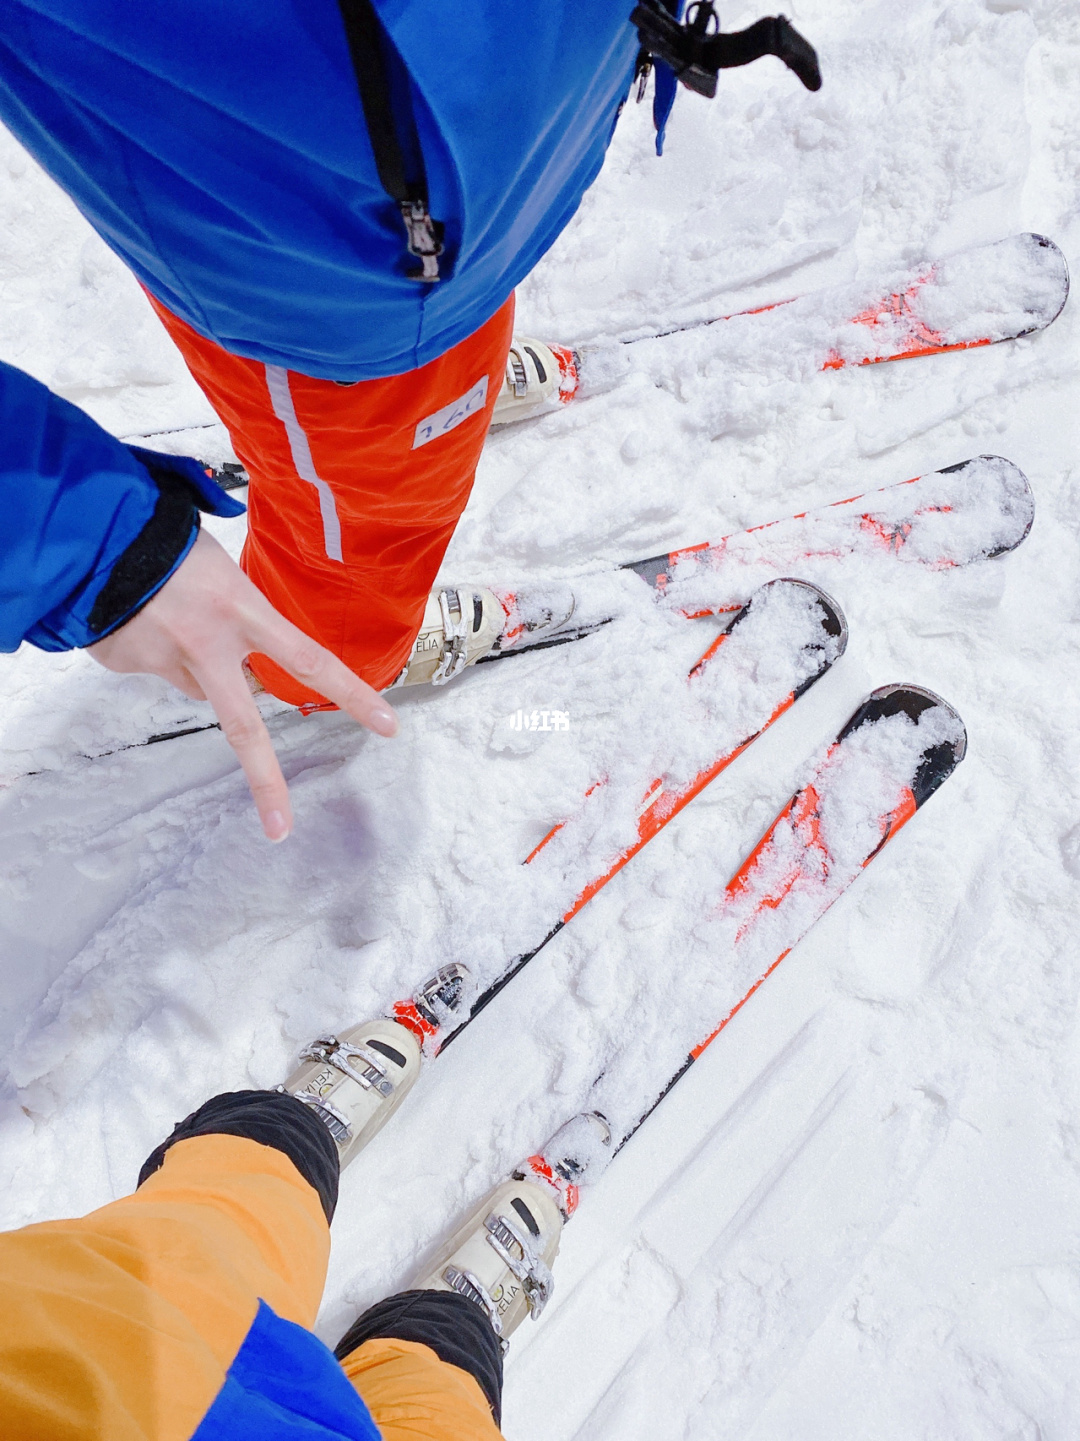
[412,375,489,449]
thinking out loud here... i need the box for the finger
[172,665,208,702]
[197,663,293,842]
[245,609,398,737]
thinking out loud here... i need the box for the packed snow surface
[2,1,1080,1437]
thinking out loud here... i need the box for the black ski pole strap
[336,0,444,281]
[631,0,821,98]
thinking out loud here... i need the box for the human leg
[0,1089,380,1439]
[150,296,515,703]
[335,1292,505,1441]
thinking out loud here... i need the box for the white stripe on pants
[264,364,344,563]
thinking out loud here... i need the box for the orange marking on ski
[524,779,606,865]
[863,787,917,864]
[661,473,959,601]
[495,589,526,647]
[687,626,731,678]
[825,474,920,511]
[822,276,993,369]
[689,947,793,1059]
[717,297,797,321]
[824,336,993,370]
[548,342,580,403]
[551,685,799,926]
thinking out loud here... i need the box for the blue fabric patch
[652,64,678,155]
[192,1301,381,1441]
[651,0,686,155]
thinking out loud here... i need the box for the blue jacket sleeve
[0,360,244,653]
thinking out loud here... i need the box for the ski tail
[610,683,966,1157]
[205,462,248,490]
[399,578,848,1054]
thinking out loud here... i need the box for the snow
[2,0,1079,1435]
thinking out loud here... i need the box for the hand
[88,529,397,841]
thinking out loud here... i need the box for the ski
[533,231,1070,411]
[190,234,1066,488]
[391,577,848,1052]
[489,454,1033,656]
[622,452,1033,618]
[2,457,1023,781]
[514,682,968,1219]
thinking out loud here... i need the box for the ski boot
[281,966,471,1164]
[491,336,579,427]
[392,584,577,687]
[280,1019,423,1167]
[410,1113,611,1345]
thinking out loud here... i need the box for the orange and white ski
[585,232,1068,378]
[393,577,848,1052]
[487,455,1034,660]
[520,682,967,1219]
[624,453,1033,619]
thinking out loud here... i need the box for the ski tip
[772,577,850,657]
[839,683,967,806]
[1020,233,1070,332]
[727,576,849,657]
[936,455,1035,559]
[730,578,850,699]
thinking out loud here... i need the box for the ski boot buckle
[442,1264,507,1343]
[506,346,530,398]
[299,1036,397,1098]
[484,1211,555,1320]
[282,1087,354,1145]
[433,589,470,684]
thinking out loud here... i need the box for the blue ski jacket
[0,1,666,652]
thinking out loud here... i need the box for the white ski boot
[281,967,471,1165]
[280,1018,423,1167]
[491,336,579,427]
[393,583,578,687]
[394,587,504,687]
[410,1113,611,1345]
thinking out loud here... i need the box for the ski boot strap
[299,1036,398,1097]
[281,1087,354,1145]
[433,589,472,685]
[440,1207,554,1345]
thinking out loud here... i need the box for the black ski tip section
[1018,233,1069,333]
[936,455,1034,559]
[838,683,967,807]
[727,578,848,698]
[778,577,848,653]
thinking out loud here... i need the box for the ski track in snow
[2,0,1080,1434]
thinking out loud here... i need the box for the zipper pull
[400,197,444,283]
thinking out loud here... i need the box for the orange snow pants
[149,296,516,705]
[0,1134,504,1441]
